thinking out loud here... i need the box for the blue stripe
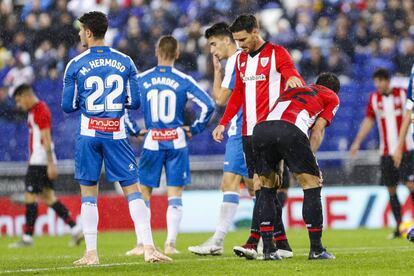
[223,193,240,204]
[127,192,142,202]
[359,194,377,227]
[252,197,256,204]
[168,198,182,206]
[228,67,236,90]
[145,200,150,208]
[81,196,97,204]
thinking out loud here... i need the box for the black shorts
[25,165,54,193]
[253,120,320,177]
[380,151,414,186]
[281,163,290,189]
[242,136,256,179]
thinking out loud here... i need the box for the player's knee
[387,185,397,195]
[405,181,414,192]
[24,192,37,204]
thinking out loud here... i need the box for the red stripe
[255,46,270,125]
[259,226,274,232]
[239,54,248,136]
[307,228,322,232]
[378,94,389,155]
[273,235,287,241]
[250,232,260,240]
[394,90,406,153]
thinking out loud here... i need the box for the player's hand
[138,129,149,136]
[212,125,225,143]
[393,147,403,168]
[182,126,192,140]
[212,55,222,72]
[285,76,303,90]
[349,142,360,158]
[47,163,58,180]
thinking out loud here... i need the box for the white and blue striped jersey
[62,46,140,140]
[137,65,214,150]
[223,50,242,138]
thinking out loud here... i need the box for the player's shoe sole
[188,245,224,256]
[233,245,258,260]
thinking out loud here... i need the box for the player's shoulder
[108,47,133,61]
[66,49,92,69]
[137,67,157,79]
[33,101,51,115]
[171,67,195,83]
[392,87,407,95]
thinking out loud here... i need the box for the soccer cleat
[164,242,180,254]
[275,239,293,258]
[8,239,33,248]
[69,225,84,247]
[125,244,144,256]
[73,250,99,266]
[188,237,224,256]
[308,249,336,260]
[263,251,282,261]
[387,230,401,240]
[144,247,173,263]
[233,243,258,260]
[277,249,294,258]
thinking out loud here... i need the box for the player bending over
[62,11,171,265]
[125,35,214,256]
[9,84,82,248]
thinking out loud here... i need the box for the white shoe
[73,250,99,266]
[164,242,180,254]
[125,244,144,256]
[277,249,294,258]
[69,224,84,247]
[188,237,224,256]
[144,247,173,263]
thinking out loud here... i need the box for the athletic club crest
[260,57,269,67]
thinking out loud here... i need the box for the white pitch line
[1,246,413,274]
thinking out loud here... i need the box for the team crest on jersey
[260,57,269,67]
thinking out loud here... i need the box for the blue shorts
[139,148,190,188]
[75,136,138,186]
[224,136,248,177]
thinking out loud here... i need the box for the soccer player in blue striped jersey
[125,35,214,256]
[61,11,171,265]
[188,22,255,256]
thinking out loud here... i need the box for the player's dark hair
[78,11,108,39]
[229,14,259,33]
[13,84,32,98]
[205,22,235,42]
[157,35,178,60]
[315,73,340,94]
[373,68,390,80]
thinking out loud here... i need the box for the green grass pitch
[1,229,413,275]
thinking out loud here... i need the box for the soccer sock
[213,192,240,241]
[127,192,154,246]
[258,187,276,253]
[410,191,414,205]
[389,194,402,231]
[136,200,151,246]
[166,197,183,245]
[303,187,324,252]
[50,201,76,228]
[246,190,261,245]
[277,191,287,207]
[81,197,98,252]
[273,195,287,241]
[24,203,38,236]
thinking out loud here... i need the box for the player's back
[62,46,139,140]
[138,65,214,150]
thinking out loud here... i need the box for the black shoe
[308,248,335,260]
[387,230,401,239]
[263,251,282,261]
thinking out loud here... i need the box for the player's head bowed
[315,73,341,94]
[229,14,262,54]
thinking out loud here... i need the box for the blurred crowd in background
[1,0,414,161]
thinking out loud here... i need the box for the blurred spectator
[395,38,414,76]
[0,87,25,121]
[300,46,328,83]
[3,52,34,97]
[326,46,352,78]
[309,16,333,56]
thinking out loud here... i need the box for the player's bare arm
[393,108,413,167]
[310,117,328,153]
[40,128,58,180]
[350,117,375,158]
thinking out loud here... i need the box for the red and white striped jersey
[28,101,56,165]
[219,42,303,136]
[366,88,414,156]
[266,84,339,135]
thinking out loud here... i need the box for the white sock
[81,197,98,252]
[166,197,183,245]
[213,192,239,241]
[128,192,154,246]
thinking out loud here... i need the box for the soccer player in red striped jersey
[9,84,83,248]
[212,14,304,260]
[350,68,414,239]
[252,73,340,260]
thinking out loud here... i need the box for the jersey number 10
[147,89,176,124]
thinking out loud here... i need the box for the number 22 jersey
[62,46,140,140]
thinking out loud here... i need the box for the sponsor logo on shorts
[151,129,178,141]
[88,118,120,132]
